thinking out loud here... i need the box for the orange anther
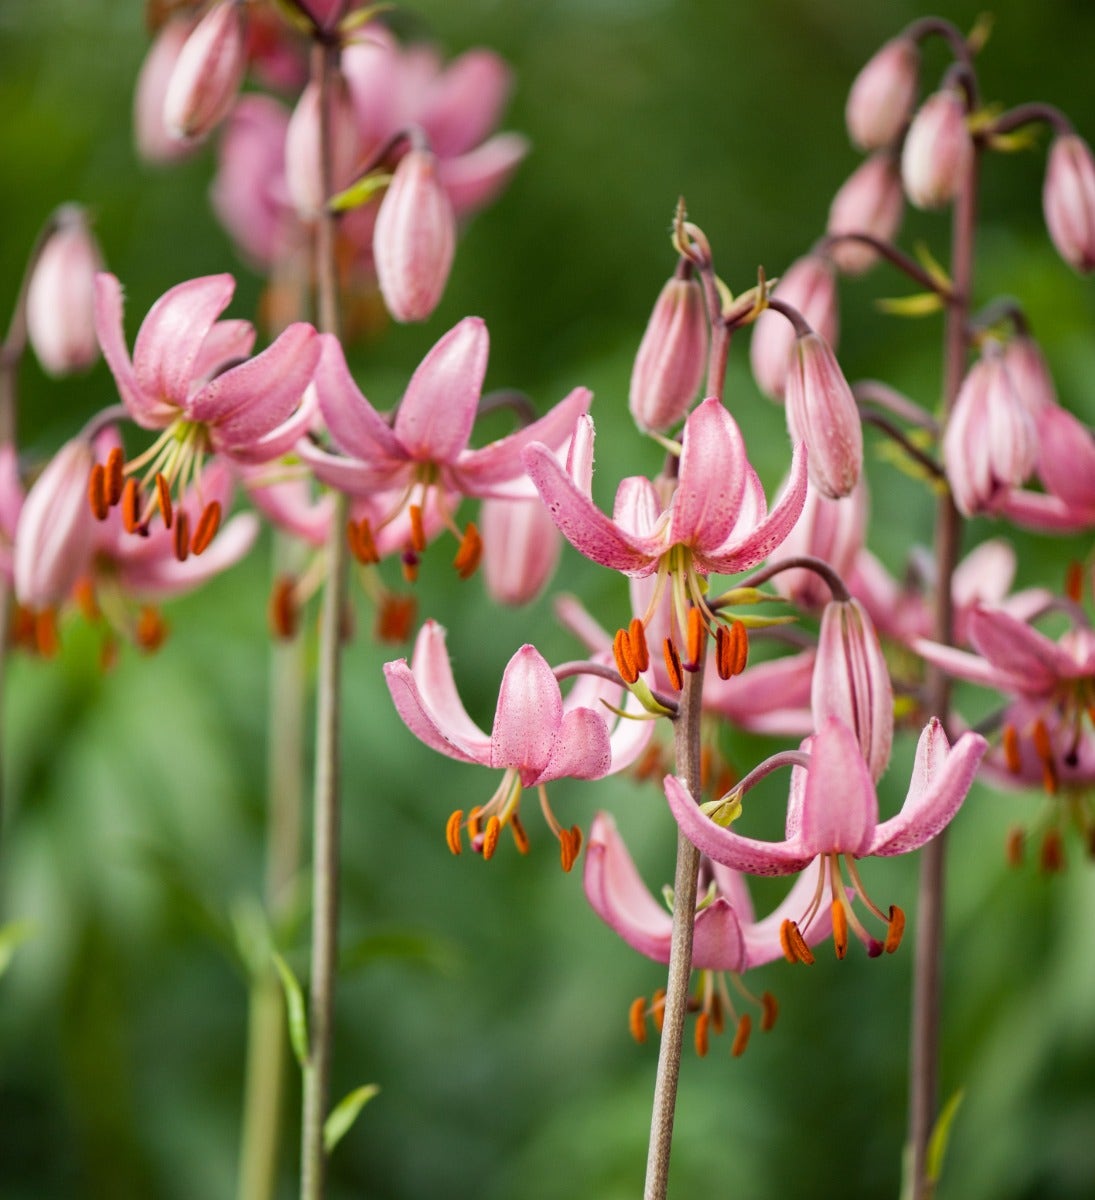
[1032,718,1058,794]
[731,1013,752,1058]
[685,605,706,669]
[700,744,712,790]
[510,813,530,855]
[633,743,664,782]
[709,991,725,1035]
[121,478,142,533]
[759,991,779,1033]
[347,518,380,565]
[10,603,35,649]
[268,576,299,640]
[1039,827,1065,874]
[628,997,648,1044]
[831,899,848,960]
[87,463,109,520]
[173,510,190,562]
[613,627,639,684]
[1005,826,1025,868]
[784,920,815,966]
[135,606,167,652]
[105,447,125,506]
[778,919,798,964]
[375,593,416,643]
[73,577,99,621]
[663,637,684,692]
[409,503,426,553]
[694,1011,710,1058]
[155,472,173,529]
[885,905,905,954]
[401,550,419,584]
[481,815,502,861]
[34,609,59,658]
[466,806,483,843]
[628,617,649,673]
[191,501,221,555]
[1001,724,1022,774]
[452,522,482,580]
[651,988,666,1034]
[445,810,464,856]
[559,827,581,873]
[716,620,749,679]
[1066,560,1084,604]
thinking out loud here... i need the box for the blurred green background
[4,1,1095,1197]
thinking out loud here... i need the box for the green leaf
[876,292,946,318]
[273,951,310,1068]
[926,1087,965,1184]
[0,920,34,979]
[328,173,392,214]
[324,1083,381,1155]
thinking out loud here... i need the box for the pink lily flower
[383,620,651,867]
[750,255,839,400]
[94,272,320,535]
[665,717,987,956]
[996,402,1095,532]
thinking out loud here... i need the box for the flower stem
[644,652,705,1200]
[300,35,347,1200]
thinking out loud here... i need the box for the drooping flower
[665,717,986,956]
[26,205,103,377]
[996,401,1095,532]
[826,152,905,275]
[901,88,974,210]
[784,330,862,499]
[845,36,920,151]
[480,494,561,606]
[1043,132,1095,274]
[750,255,839,400]
[162,0,247,143]
[768,477,867,611]
[383,620,651,867]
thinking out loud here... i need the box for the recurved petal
[394,317,488,464]
[311,334,404,464]
[120,512,258,596]
[664,774,814,876]
[871,719,986,855]
[94,274,176,428]
[966,605,1073,686]
[799,718,878,855]
[536,706,613,783]
[667,398,747,551]
[192,318,255,380]
[437,133,530,217]
[491,644,564,778]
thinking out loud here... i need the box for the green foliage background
[3,1,1095,1197]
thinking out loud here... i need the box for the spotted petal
[490,644,564,780]
[667,399,748,552]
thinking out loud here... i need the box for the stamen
[730,1013,752,1058]
[73,578,98,620]
[88,463,109,520]
[409,503,426,553]
[694,1011,710,1057]
[884,905,905,954]
[375,593,417,643]
[685,605,705,670]
[466,806,483,843]
[452,522,482,580]
[401,550,419,584]
[629,617,649,672]
[831,898,848,960]
[715,620,749,680]
[347,518,380,565]
[34,609,59,658]
[651,988,666,1034]
[135,606,167,652]
[1002,724,1022,774]
[663,637,684,692]
[1066,560,1084,604]
[173,511,190,562]
[633,743,665,782]
[700,744,712,790]
[121,478,143,533]
[1005,826,1025,867]
[106,447,124,506]
[778,919,797,964]
[155,472,173,530]
[760,991,778,1032]
[268,575,299,640]
[481,815,502,861]
[510,813,530,855]
[780,919,815,965]
[613,627,639,684]
[1039,827,1065,873]
[191,501,221,555]
[708,987,725,1035]
[445,809,464,856]
[559,825,583,872]
[629,997,648,1044]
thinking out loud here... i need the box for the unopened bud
[845,36,920,151]
[769,478,866,610]
[480,496,561,606]
[901,88,973,210]
[374,148,457,323]
[163,1,247,142]
[750,255,838,400]
[134,17,200,163]
[629,273,708,432]
[826,153,904,275]
[284,72,361,218]
[26,206,103,377]
[1002,334,1057,418]
[1043,133,1095,274]
[785,332,862,499]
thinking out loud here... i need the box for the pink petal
[704,648,816,735]
[192,318,256,380]
[94,274,177,428]
[491,644,564,779]
[667,399,747,552]
[393,318,488,465]
[310,334,404,465]
[438,133,530,217]
[120,512,258,596]
[536,707,612,783]
[297,438,406,495]
[420,49,512,158]
[613,475,664,538]
[871,720,987,855]
[966,605,1075,685]
[741,860,833,968]
[798,717,878,855]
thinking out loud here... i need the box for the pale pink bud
[163,1,247,142]
[845,36,920,151]
[284,73,361,218]
[374,149,457,323]
[785,332,862,500]
[628,273,708,432]
[770,478,867,610]
[26,206,103,377]
[1043,133,1095,273]
[14,438,97,608]
[1033,402,1095,514]
[826,153,904,275]
[481,496,561,605]
[750,256,839,400]
[813,598,893,781]
[942,346,1038,516]
[134,17,199,163]
[900,88,973,210]
[1002,334,1056,418]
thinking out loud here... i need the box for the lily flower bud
[628,271,708,432]
[826,153,904,275]
[1002,334,1056,418]
[785,332,862,500]
[14,438,97,608]
[813,598,893,781]
[750,255,838,400]
[26,205,103,377]
[134,17,199,163]
[901,88,973,210]
[284,72,361,218]
[163,1,247,142]
[1043,133,1095,273]
[942,344,1037,516]
[845,36,920,151]
[481,495,561,605]
[769,479,867,610]
[374,148,457,324]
